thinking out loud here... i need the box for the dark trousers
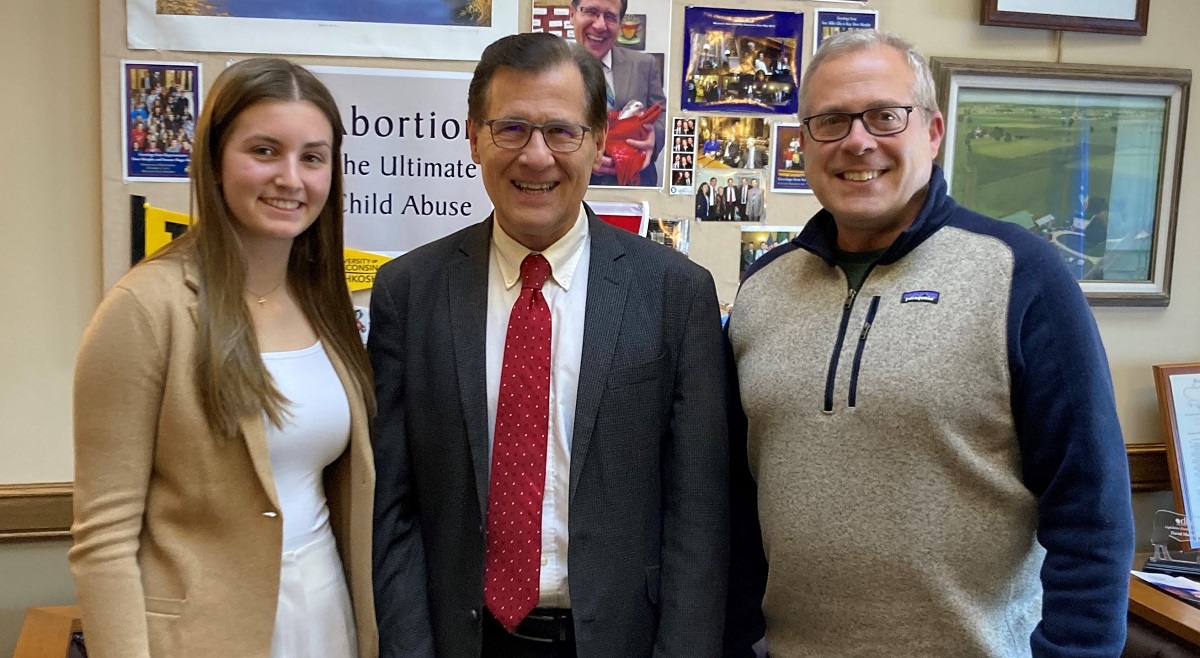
[482,608,577,658]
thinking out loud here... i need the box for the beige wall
[0,0,1194,653]
[0,0,99,652]
[2,0,100,485]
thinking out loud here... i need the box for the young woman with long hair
[70,57,377,658]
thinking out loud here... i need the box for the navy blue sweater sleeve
[1005,230,1135,657]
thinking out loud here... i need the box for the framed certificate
[981,0,1149,36]
[1153,363,1200,525]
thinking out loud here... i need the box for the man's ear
[467,121,482,164]
[592,127,607,165]
[926,110,946,160]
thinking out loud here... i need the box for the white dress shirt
[601,50,615,110]
[486,206,590,608]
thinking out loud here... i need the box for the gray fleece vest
[730,226,1043,658]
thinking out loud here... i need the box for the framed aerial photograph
[980,0,1149,36]
[932,57,1190,307]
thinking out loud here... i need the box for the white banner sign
[310,66,490,255]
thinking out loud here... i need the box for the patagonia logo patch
[901,290,940,304]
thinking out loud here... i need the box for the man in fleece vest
[723,29,1134,658]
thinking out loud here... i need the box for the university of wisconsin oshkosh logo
[900,290,940,304]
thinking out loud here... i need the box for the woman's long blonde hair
[154,57,375,439]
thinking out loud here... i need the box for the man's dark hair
[468,32,607,132]
[571,0,628,18]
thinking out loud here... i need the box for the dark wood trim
[981,0,1149,36]
[0,482,73,542]
[1129,443,1172,493]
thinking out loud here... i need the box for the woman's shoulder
[109,254,197,310]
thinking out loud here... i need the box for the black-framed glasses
[576,5,620,25]
[801,105,920,142]
[483,119,592,153]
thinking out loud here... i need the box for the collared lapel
[569,208,630,502]
[181,257,282,510]
[448,219,494,518]
[610,46,634,108]
[238,412,281,512]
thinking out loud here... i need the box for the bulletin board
[100,0,882,308]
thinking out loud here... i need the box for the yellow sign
[343,248,395,292]
[144,203,192,259]
[138,200,392,291]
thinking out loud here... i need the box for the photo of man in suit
[737,177,750,220]
[724,176,739,220]
[570,0,667,187]
[370,32,729,658]
[739,135,768,169]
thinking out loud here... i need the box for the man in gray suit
[570,0,666,187]
[370,32,729,658]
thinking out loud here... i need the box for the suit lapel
[238,412,281,511]
[448,219,494,517]
[611,47,633,108]
[569,210,630,502]
[181,258,282,510]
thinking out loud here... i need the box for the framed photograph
[813,8,879,54]
[681,7,802,115]
[980,0,1149,36]
[932,57,1190,306]
[740,226,803,280]
[769,122,811,194]
[647,217,691,253]
[694,169,766,223]
[122,61,200,182]
[534,0,672,189]
[1153,363,1200,530]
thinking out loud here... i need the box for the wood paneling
[0,444,1170,541]
[0,483,72,541]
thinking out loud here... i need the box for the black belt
[511,607,574,643]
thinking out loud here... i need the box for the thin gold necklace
[246,279,286,307]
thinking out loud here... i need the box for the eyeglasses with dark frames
[576,5,620,25]
[483,118,593,153]
[801,105,922,143]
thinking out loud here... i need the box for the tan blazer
[70,256,377,658]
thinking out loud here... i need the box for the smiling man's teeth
[515,182,555,192]
[263,198,301,210]
[842,170,881,182]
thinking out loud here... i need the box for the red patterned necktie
[484,253,553,632]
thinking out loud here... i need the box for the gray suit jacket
[370,209,729,658]
[594,46,667,187]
